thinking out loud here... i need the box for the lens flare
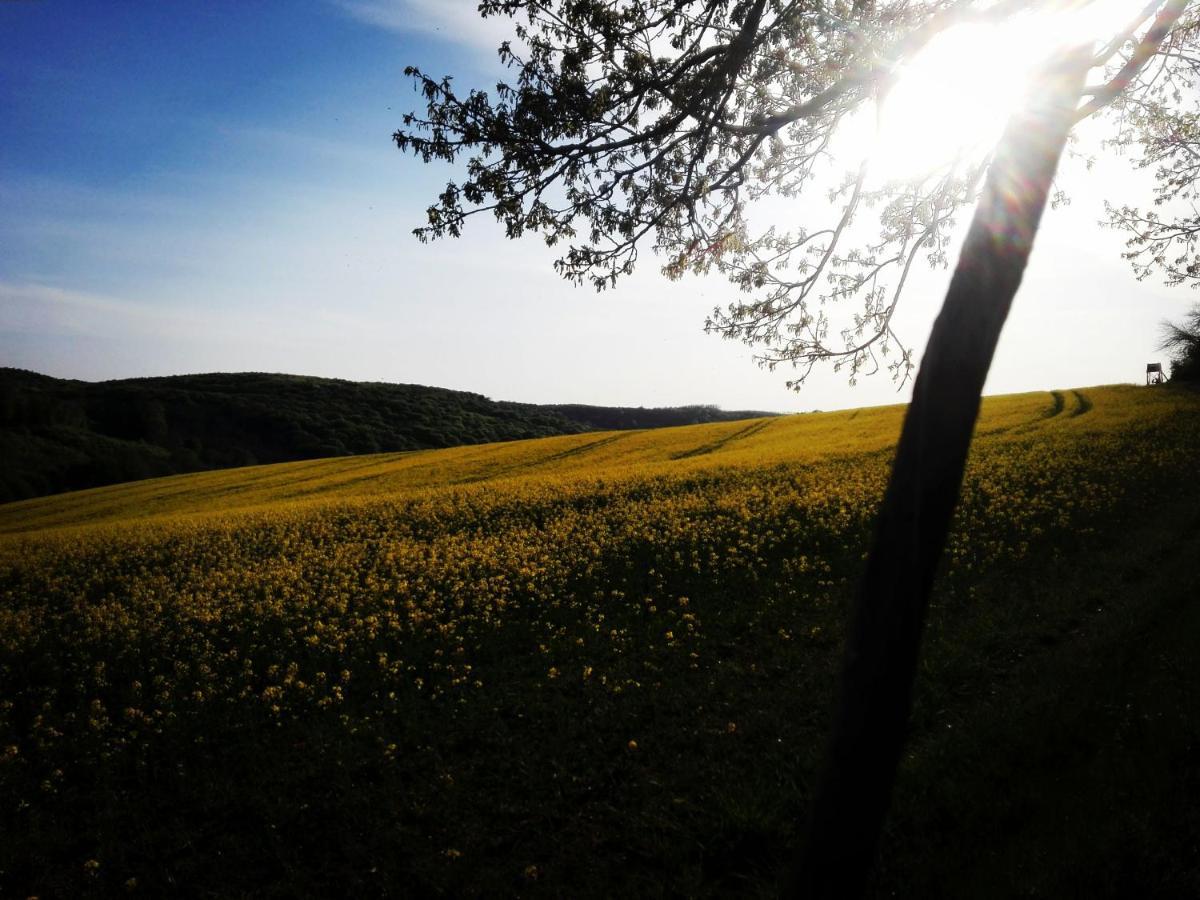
[844,0,1147,183]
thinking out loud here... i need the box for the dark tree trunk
[789,51,1091,898]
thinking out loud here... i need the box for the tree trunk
[789,50,1091,898]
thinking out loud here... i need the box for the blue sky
[0,1,1190,411]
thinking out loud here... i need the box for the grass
[1,384,1197,897]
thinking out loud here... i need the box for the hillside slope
[0,384,1176,535]
[0,369,776,503]
[2,384,1197,898]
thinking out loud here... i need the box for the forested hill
[0,369,777,502]
[541,403,781,431]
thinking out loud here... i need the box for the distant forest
[0,369,776,502]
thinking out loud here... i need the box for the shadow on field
[870,497,1200,898]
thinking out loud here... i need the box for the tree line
[0,369,775,503]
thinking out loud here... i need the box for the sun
[872,21,1042,182]
[854,0,1138,183]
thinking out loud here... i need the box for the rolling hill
[0,368,776,502]
[1,384,1198,898]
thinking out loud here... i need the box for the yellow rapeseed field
[1,384,1197,897]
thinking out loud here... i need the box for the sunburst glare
[841,0,1142,183]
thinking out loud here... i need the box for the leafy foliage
[0,369,571,502]
[1104,10,1200,286]
[396,1,1197,387]
[542,402,775,430]
[1160,301,1200,380]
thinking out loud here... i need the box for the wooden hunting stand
[1147,362,1166,385]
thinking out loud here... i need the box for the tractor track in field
[249,452,420,498]
[455,432,633,484]
[983,390,1065,438]
[670,418,773,460]
[1044,390,1067,419]
[1068,389,1093,417]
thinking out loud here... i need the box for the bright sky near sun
[0,1,1189,413]
[864,0,1136,182]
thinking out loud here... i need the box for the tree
[395,1,1197,894]
[1161,301,1200,380]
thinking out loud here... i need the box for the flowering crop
[0,384,1196,896]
